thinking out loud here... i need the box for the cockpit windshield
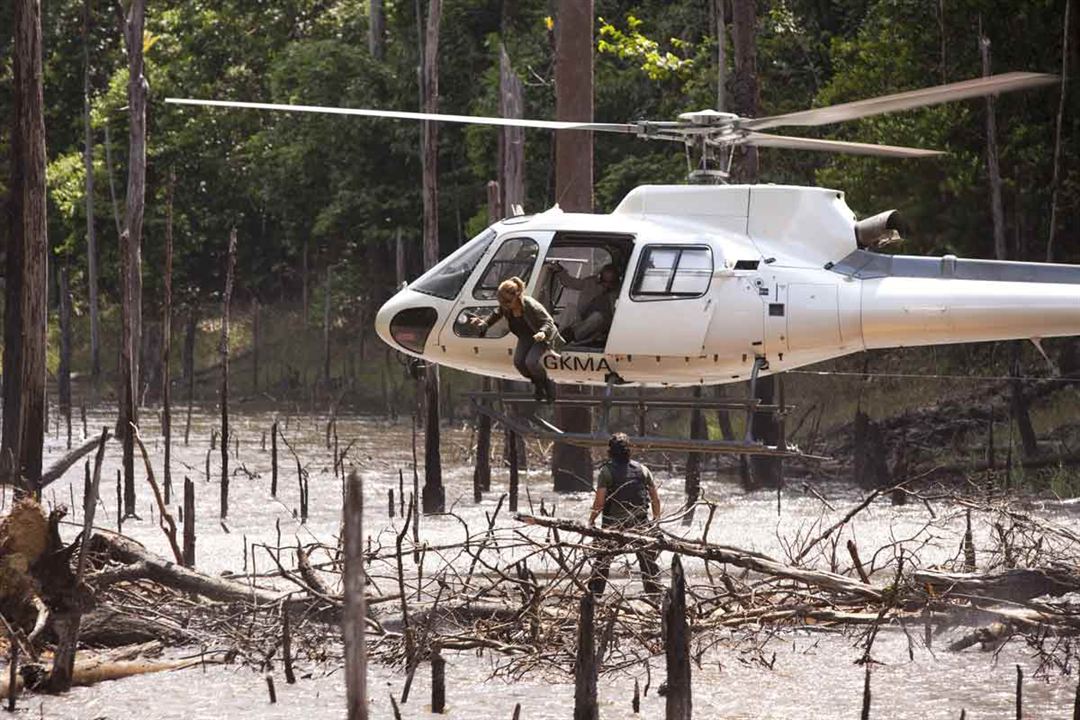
[412,228,497,300]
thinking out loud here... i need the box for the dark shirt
[507,312,533,341]
[599,460,655,527]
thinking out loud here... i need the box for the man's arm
[555,267,593,291]
[646,468,661,521]
[589,487,607,526]
[589,465,610,525]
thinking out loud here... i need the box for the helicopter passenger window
[631,246,713,300]
[473,237,539,300]
[451,307,510,339]
[412,228,496,300]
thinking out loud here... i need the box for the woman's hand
[532,331,546,342]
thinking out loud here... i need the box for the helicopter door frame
[605,242,716,357]
[436,231,554,372]
[540,232,636,353]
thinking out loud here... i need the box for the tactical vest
[602,460,650,525]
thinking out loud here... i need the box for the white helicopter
[169,72,1072,453]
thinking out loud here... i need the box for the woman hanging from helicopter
[471,277,565,403]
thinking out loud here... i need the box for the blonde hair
[497,277,525,298]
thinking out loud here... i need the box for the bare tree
[552,0,595,492]
[84,0,100,383]
[730,0,759,183]
[118,0,148,513]
[369,0,385,61]
[1045,0,1071,263]
[419,0,445,514]
[499,44,525,212]
[2,0,49,490]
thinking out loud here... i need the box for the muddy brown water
[21,406,1080,718]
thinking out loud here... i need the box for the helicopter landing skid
[467,391,826,460]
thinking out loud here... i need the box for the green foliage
[598,15,695,81]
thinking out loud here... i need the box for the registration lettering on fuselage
[543,353,613,374]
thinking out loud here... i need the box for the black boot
[532,382,546,402]
[544,379,557,404]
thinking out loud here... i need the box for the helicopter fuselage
[375,184,1080,387]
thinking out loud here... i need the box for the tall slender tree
[369,0,385,61]
[2,0,49,490]
[420,0,445,514]
[83,0,100,383]
[118,0,147,512]
[551,0,595,492]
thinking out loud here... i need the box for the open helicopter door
[605,243,715,356]
[436,231,552,376]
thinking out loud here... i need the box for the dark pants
[512,339,550,389]
[588,521,662,598]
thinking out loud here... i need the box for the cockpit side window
[412,229,496,300]
[473,237,539,300]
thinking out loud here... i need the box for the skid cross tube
[471,399,822,459]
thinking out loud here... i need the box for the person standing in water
[472,277,565,402]
[587,432,663,597]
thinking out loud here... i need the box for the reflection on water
[27,405,1080,719]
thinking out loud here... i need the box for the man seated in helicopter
[551,262,620,346]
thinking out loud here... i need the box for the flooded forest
[1,0,1080,718]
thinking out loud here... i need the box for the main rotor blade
[165,98,640,133]
[742,132,944,158]
[743,72,1057,131]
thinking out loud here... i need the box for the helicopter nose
[375,291,439,356]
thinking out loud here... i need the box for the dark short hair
[608,432,632,461]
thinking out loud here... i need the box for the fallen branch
[516,514,882,601]
[131,424,184,565]
[38,436,103,490]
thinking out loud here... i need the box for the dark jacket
[482,295,566,350]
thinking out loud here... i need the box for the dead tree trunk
[323,267,333,387]
[83,0,100,383]
[573,592,598,720]
[499,44,525,213]
[685,386,706,509]
[1046,0,1071,262]
[981,36,1037,458]
[220,230,237,519]
[2,0,49,490]
[981,36,1008,263]
[118,0,147,512]
[343,471,368,720]
[713,0,727,111]
[368,0,385,61]
[730,0,760,183]
[183,307,196,445]
[182,476,195,567]
[162,171,174,501]
[664,555,691,720]
[419,0,445,515]
[748,375,781,489]
[552,0,595,492]
[252,297,260,394]
[59,264,73,450]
